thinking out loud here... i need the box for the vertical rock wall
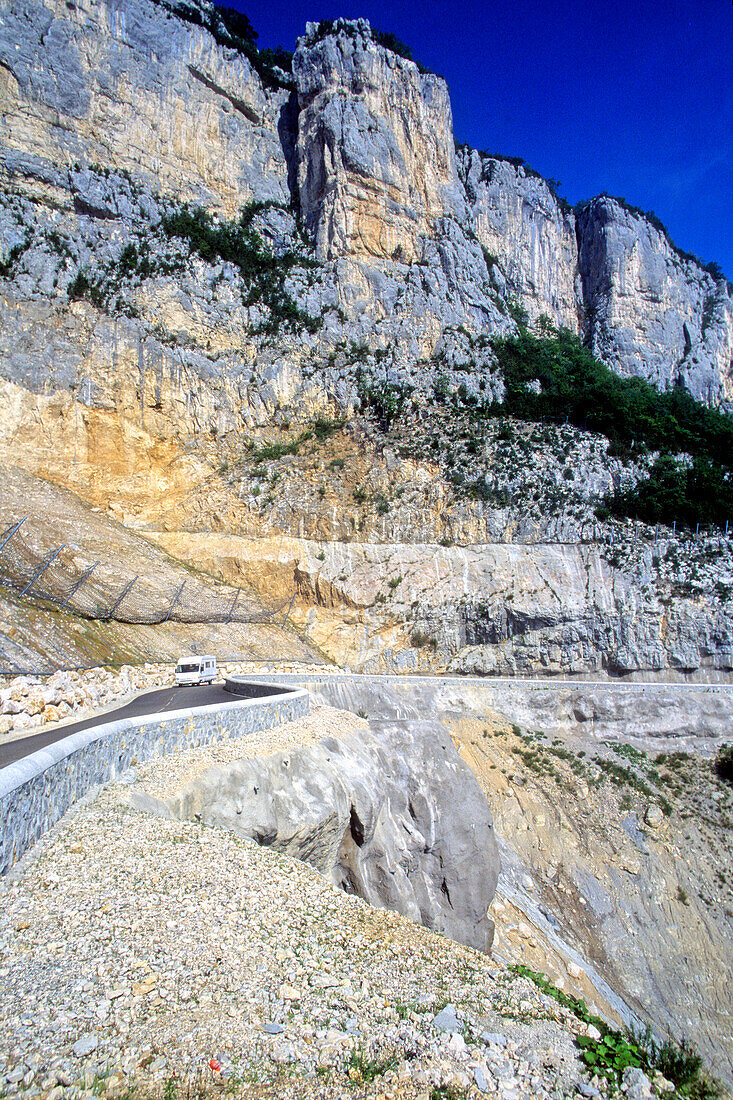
[458,148,581,331]
[577,197,733,404]
[0,0,291,214]
[294,19,465,264]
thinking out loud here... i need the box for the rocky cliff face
[457,148,581,331]
[0,0,732,679]
[295,20,462,265]
[577,197,733,405]
[2,0,730,408]
[0,0,290,214]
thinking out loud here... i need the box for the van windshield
[177,662,199,673]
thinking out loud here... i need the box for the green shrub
[0,241,26,278]
[513,966,723,1098]
[356,372,410,430]
[346,1048,398,1083]
[576,1031,643,1083]
[313,416,345,441]
[161,204,321,335]
[609,454,733,528]
[67,269,92,300]
[66,267,108,309]
[488,326,733,528]
[252,431,311,462]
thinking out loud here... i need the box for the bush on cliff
[489,327,733,528]
[715,744,733,785]
[609,455,733,528]
[490,327,733,463]
[161,204,321,335]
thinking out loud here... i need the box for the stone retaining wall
[238,672,733,749]
[0,685,309,875]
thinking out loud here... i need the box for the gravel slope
[0,716,612,1100]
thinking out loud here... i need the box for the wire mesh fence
[0,517,293,626]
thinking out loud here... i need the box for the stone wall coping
[234,672,733,691]
[0,685,310,799]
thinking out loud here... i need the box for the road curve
[0,684,242,770]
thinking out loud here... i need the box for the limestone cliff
[1,0,730,407]
[295,20,463,265]
[457,148,581,331]
[0,0,290,214]
[0,0,732,679]
[577,196,733,405]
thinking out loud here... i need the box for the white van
[175,655,217,686]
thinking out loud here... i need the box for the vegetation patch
[161,203,322,335]
[488,326,733,527]
[0,240,27,278]
[313,416,346,441]
[346,1047,399,1083]
[51,172,322,333]
[714,743,733,786]
[512,966,722,1098]
[251,431,312,463]
[356,370,412,431]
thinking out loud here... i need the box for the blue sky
[220,0,732,277]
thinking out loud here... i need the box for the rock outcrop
[149,529,733,678]
[577,196,733,405]
[458,148,581,331]
[295,19,463,265]
[0,0,290,214]
[131,717,500,953]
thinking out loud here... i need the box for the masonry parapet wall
[0,683,309,874]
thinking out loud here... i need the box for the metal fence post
[105,575,139,620]
[225,587,241,624]
[59,561,100,610]
[281,590,297,630]
[21,545,66,596]
[164,580,186,622]
[0,518,25,556]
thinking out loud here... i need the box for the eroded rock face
[294,19,464,264]
[0,0,290,214]
[577,197,733,405]
[132,718,500,952]
[458,148,581,331]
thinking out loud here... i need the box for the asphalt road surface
[0,684,240,770]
